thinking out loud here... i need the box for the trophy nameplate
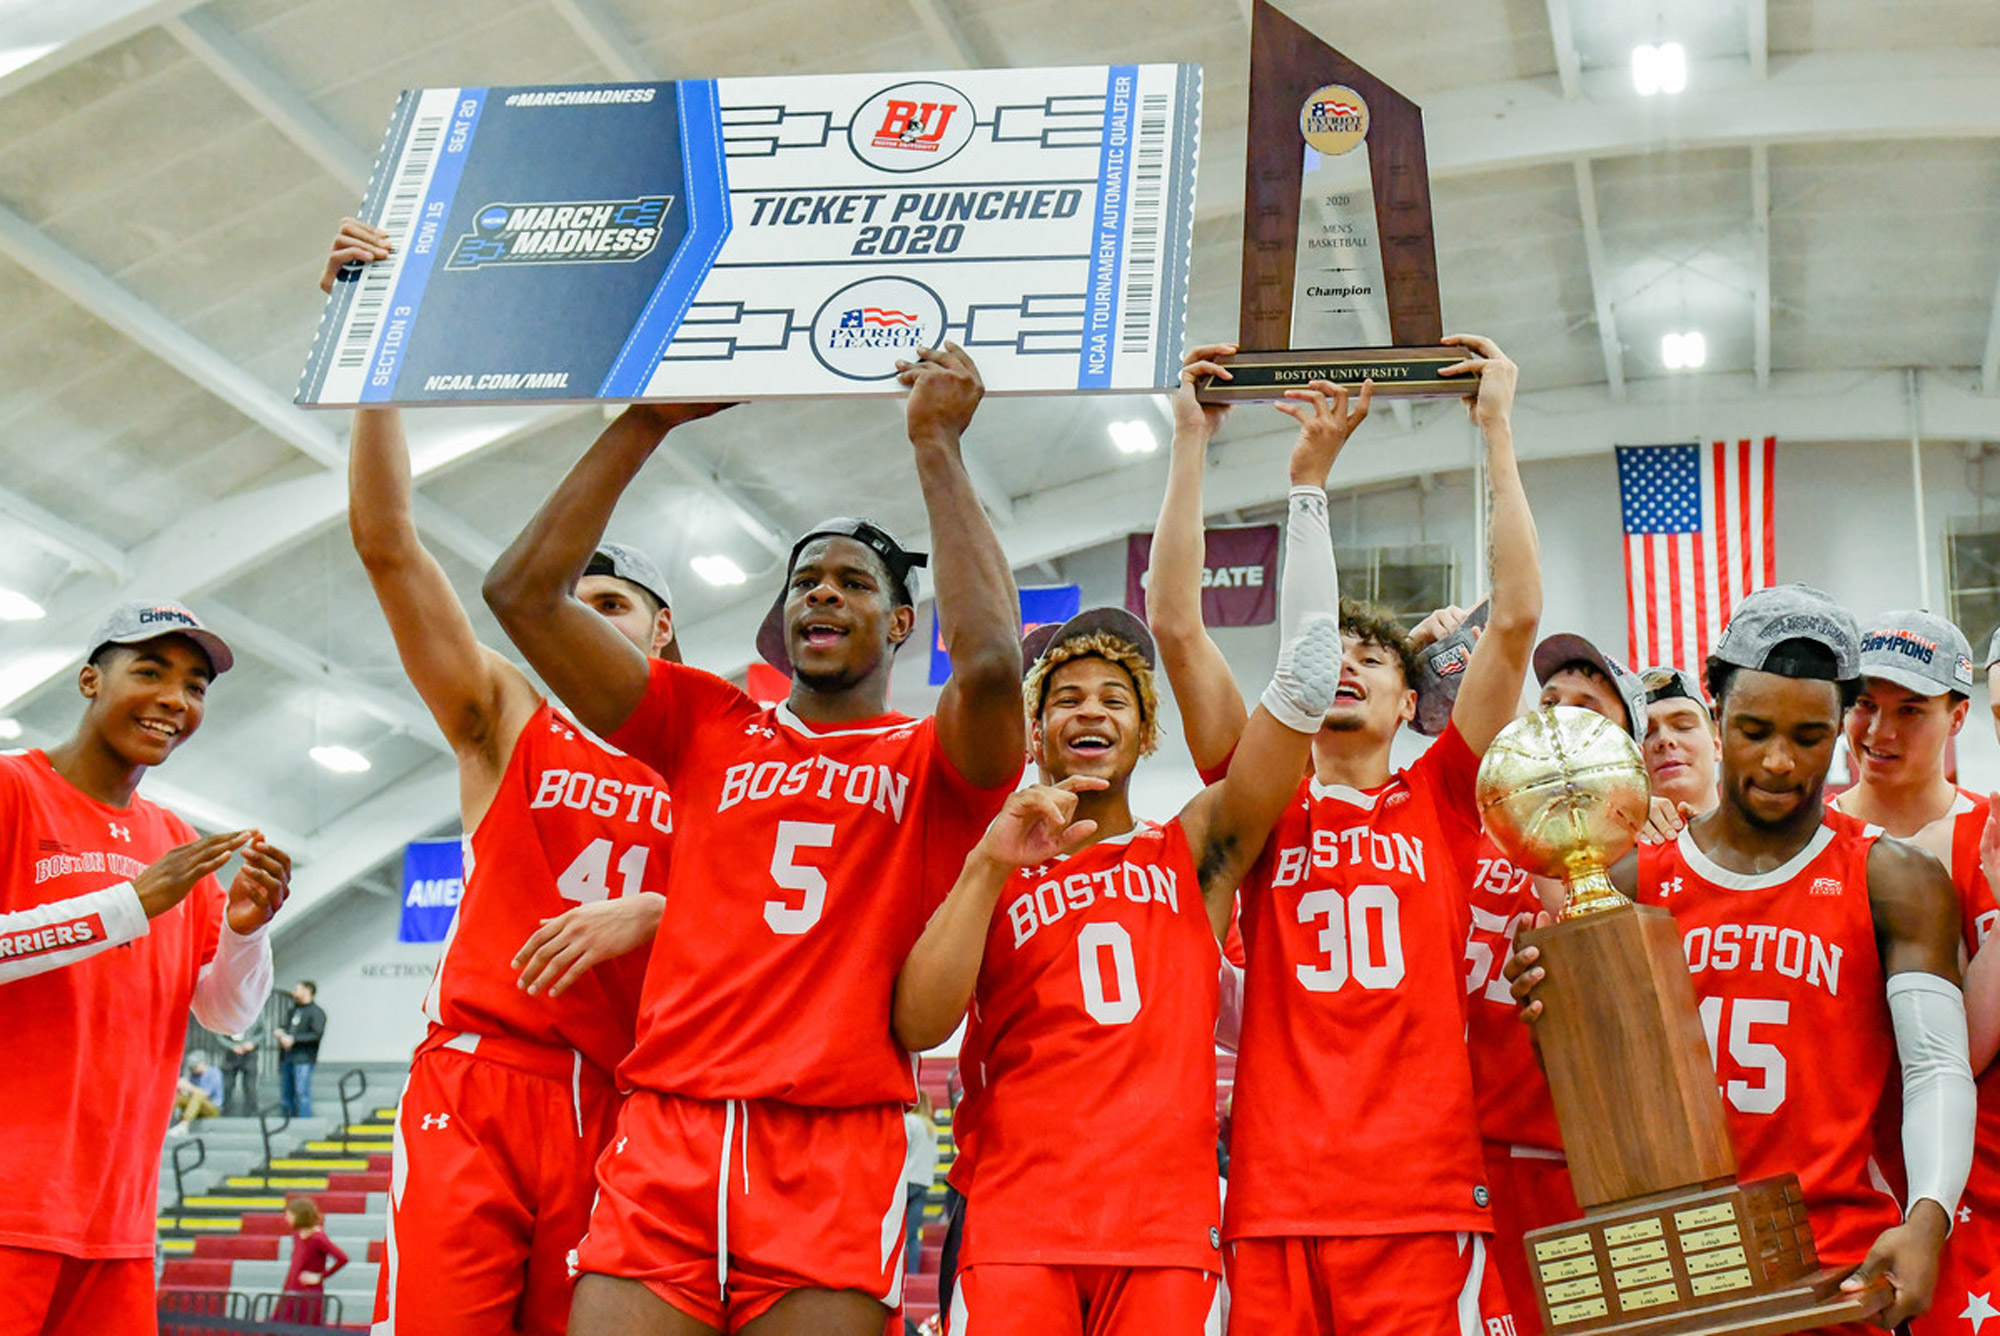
[1198,1,1473,402]
[1478,709,1889,1335]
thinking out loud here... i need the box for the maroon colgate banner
[1125,524,1279,627]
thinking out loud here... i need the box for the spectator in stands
[168,1053,223,1136]
[903,1091,940,1274]
[276,980,325,1117]
[274,1197,348,1324]
[218,1023,259,1116]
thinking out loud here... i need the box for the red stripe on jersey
[952,818,1222,1271]
[610,660,1019,1106]
[1637,823,1899,1267]
[1225,727,1492,1240]
[429,701,667,1079]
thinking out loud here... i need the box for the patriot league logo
[1299,84,1370,156]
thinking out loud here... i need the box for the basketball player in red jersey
[1151,335,1538,1335]
[1512,585,1975,1330]
[327,222,682,1336]
[484,342,1024,1336]
[0,601,291,1334]
[895,372,1354,1333]
[1822,611,1997,1336]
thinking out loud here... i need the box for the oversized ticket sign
[296,69,1201,407]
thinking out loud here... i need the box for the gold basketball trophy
[1478,707,1889,1334]
[1197,0,1474,402]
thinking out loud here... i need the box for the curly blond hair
[1023,632,1162,757]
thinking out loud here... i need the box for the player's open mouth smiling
[136,718,181,741]
[1065,732,1115,755]
[797,620,849,648]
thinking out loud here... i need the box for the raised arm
[1441,336,1540,755]
[1179,389,1356,934]
[898,344,1022,788]
[894,777,1103,1051]
[1147,345,1247,771]
[482,403,724,737]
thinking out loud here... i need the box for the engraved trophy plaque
[1198,0,1474,402]
[1478,708,1889,1335]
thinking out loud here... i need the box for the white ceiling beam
[411,497,502,572]
[138,775,312,854]
[1751,144,1772,389]
[0,482,127,579]
[1749,0,1769,81]
[1544,0,1581,100]
[645,440,791,557]
[959,448,1017,526]
[902,0,984,69]
[1572,158,1626,400]
[0,0,205,97]
[195,600,448,750]
[547,0,656,82]
[267,761,461,940]
[0,201,345,468]
[163,9,370,195]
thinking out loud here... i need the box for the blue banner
[399,838,465,944]
[931,584,1082,685]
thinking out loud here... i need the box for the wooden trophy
[1198,0,1474,402]
[1477,708,1890,1335]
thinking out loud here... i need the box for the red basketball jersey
[1637,822,1902,1266]
[1225,726,1492,1241]
[951,818,1222,1271]
[609,661,1018,1106]
[1462,834,1564,1150]
[0,751,224,1257]
[424,701,668,1078]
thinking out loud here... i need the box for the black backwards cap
[755,518,928,674]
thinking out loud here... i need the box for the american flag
[1616,439,1776,671]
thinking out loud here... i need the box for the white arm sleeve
[191,920,273,1035]
[1216,960,1245,1053]
[0,883,149,984]
[1887,971,1976,1224]
[1261,486,1344,734]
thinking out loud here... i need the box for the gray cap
[1640,664,1709,714]
[1985,625,2000,672]
[1533,633,1646,744]
[88,601,233,676]
[1022,606,1156,677]
[586,542,672,611]
[755,518,927,674]
[1859,610,1975,697]
[1410,601,1488,737]
[1711,584,1861,681]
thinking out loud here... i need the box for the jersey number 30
[1295,885,1406,992]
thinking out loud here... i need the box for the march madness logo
[811,277,946,380]
[849,81,976,172]
[446,197,673,269]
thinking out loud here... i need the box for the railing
[158,1287,347,1335]
[335,1069,368,1154]
[252,1104,292,1189]
[169,1135,207,1211]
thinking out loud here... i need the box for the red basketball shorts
[0,1246,155,1336]
[1481,1142,1578,1336]
[572,1090,907,1332]
[1224,1231,1514,1336]
[371,1030,622,1336]
[948,1262,1218,1336]
[1910,1190,2000,1336]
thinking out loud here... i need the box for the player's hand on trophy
[1841,1199,1947,1324]
[1502,912,1558,1023]
[1275,378,1372,489]
[1440,334,1518,432]
[134,830,253,920]
[225,835,292,933]
[898,342,984,445]
[974,776,1107,870]
[513,892,666,997]
[320,217,391,294]
[1173,342,1236,442]
[1639,797,1696,846]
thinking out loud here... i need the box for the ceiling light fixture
[309,744,372,774]
[0,588,46,621]
[691,554,748,587]
[1108,420,1158,455]
[1661,331,1708,370]
[1631,41,1688,96]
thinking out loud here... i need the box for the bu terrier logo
[420,1112,450,1131]
[107,822,130,841]
[871,100,959,152]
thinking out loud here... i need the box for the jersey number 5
[767,820,835,935]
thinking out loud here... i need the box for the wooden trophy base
[1524,1176,1890,1335]
[1193,346,1476,401]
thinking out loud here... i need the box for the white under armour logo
[420,1113,450,1130]
[1964,1205,1976,1224]
[108,822,130,841]
[615,1136,628,1154]
[1659,876,1684,898]
[745,723,775,739]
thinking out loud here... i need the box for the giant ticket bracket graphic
[297,67,1201,406]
